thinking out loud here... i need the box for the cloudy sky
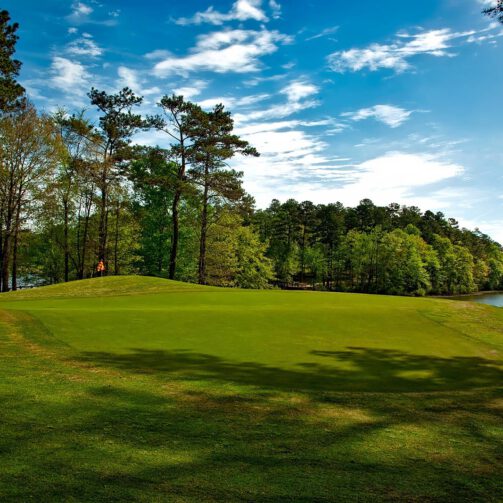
[6,0,503,242]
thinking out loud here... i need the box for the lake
[451,292,503,307]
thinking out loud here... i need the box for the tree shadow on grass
[3,331,503,502]
[1,379,502,502]
[76,346,503,393]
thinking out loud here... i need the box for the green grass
[0,276,502,501]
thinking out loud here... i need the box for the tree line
[0,9,502,295]
[253,199,503,295]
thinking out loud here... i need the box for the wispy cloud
[67,1,118,26]
[306,26,339,41]
[66,35,103,57]
[116,66,160,97]
[71,2,93,17]
[241,150,465,209]
[173,80,209,100]
[153,29,291,77]
[234,79,319,122]
[175,0,269,26]
[236,119,334,135]
[269,0,282,19]
[238,127,346,206]
[342,153,464,203]
[327,28,482,73]
[342,104,414,128]
[50,56,90,94]
[198,93,269,109]
[144,49,172,60]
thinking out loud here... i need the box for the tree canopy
[0,9,501,295]
[483,0,503,23]
[0,10,25,112]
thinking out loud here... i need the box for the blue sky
[6,0,503,242]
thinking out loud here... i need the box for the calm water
[451,292,503,307]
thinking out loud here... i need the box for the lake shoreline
[431,290,503,299]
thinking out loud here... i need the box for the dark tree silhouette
[483,0,503,23]
[0,10,25,112]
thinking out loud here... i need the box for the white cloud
[338,153,464,204]
[236,119,332,135]
[117,66,160,97]
[238,128,341,205]
[281,81,318,102]
[153,29,291,77]
[71,2,93,17]
[117,66,141,90]
[67,1,118,26]
[328,28,480,73]
[342,104,414,128]
[68,27,78,34]
[233,79,320,123]
[306,26,339,41]
[198,93,269,109]
[175,0,268,25]
[269,0,281,19]
[50,57,90,93]
[145,49,172,60]
[174,80,208,100]
[66,36,103,57]
[239,150,464,209]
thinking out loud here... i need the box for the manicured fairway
[1,276,502,501]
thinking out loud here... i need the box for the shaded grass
[0,276,502,501]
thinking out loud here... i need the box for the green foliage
[205,210,274,288]
[483,0,503,23]
[256,199,503,296]
[0,10,25,112]
[235,225,275,289]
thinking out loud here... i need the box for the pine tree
[483,1,503,23]
[0,10,25,113]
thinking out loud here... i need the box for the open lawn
[0,276,502,501]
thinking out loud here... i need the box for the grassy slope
[0,276,502,501]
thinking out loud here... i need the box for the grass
[0,276,502,502]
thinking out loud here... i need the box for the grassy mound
[1,275,209,301]
[0,276,502,501]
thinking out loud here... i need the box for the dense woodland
[1,10,502,296]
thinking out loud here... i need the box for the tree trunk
[0,204,4,292]
[300,225,306,283]
[158,223,165,275]
[2,179,15,292]
[2,236,10,291]
[2,210,12,292]
[198,162,210,285]
[77,191,92,280]
[168,188,181,280]
[11,203,21,291]
[98,181,108,269]
[114,203,120,276]
[81,197,92,279]
[63,196,69,282]
[168,136,186,280]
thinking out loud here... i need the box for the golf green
[1,276,502,501]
